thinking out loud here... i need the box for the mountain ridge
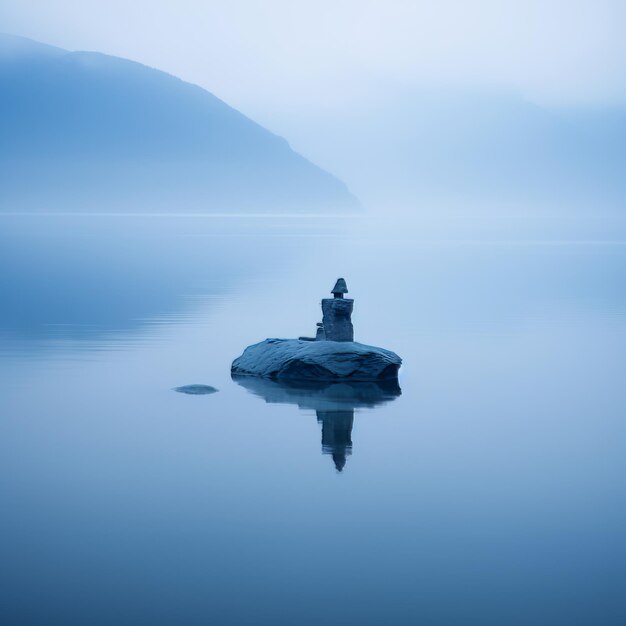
[263,83,626,213]
[0,33,359,212]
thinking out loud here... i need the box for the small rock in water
[174,384,218,395]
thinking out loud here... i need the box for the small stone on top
[332,278,348,298]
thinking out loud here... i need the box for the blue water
[1,213,625,625]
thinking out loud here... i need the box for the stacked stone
[321,278,354,342]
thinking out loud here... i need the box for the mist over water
[1,211,625,625]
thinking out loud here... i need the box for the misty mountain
[0,34,358,212]
[272,86,626,212]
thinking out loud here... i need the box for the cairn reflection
[317,410,354,472]
[232,376,401,471]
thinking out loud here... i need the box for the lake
[1,212,625,625]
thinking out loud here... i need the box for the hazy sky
[2,0,625,118]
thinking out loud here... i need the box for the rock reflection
[232,376,401,471]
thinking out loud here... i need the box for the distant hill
[0,34,359,212]
[272,86,626,213]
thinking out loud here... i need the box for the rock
[174,384,218,395]
[322,297,354,341]
[231,338,401,382]
[315,322,326,341]
[231,278,402,384]
[331,278,348,297]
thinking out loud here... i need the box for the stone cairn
[316,278,354,342]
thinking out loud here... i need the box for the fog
[2,2,625,218]
[3,1,625,110]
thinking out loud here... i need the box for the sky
[2,0,626,123]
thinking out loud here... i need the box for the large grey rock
[231,338,401,382]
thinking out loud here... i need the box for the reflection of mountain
[0,33,358,213]
[232,376,401,471]
[0,216,326,341]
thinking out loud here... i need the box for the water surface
[1,213,625,625]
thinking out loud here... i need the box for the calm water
[1,213,625,625]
